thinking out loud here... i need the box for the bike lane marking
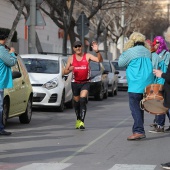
[60,116,131,163]
[15,163,72,170]
[108,164,156,170]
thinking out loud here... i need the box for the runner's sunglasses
[74,45,82,48]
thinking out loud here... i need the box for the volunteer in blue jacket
[0,30,17,135]
[118,32,154,140]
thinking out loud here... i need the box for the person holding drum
[149,36,170,133]
[153,61,170,170]
[118,32,154,140]
[146,39,167,130]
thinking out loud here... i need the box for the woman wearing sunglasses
[149,36,170,133]
[64,40,103,130]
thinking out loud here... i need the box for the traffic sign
[76,11,89,36]
[26,0,43,4]
[26,9,46,26]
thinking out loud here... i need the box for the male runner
[64,40,103,130]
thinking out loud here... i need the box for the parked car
[20,54,73,112]
[3,56,33,126]
[102,60,119,96]
[89,61,109,100]
[112,60,128,90]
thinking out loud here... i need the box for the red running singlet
[72,53,90,83]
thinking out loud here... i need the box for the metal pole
[104,28,107,59]
[81,13,85,52]
[120,0,124,54]
[28,0,36,54]
[168,4,170,25]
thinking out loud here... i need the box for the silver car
[102,60,119,96]
[112,60,128,90]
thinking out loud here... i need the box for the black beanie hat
[0,29,8,40]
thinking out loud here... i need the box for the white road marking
[15,163,158,170]
[15,163,72,170]
[108,164,157,170]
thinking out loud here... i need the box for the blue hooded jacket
[0,45,17,89]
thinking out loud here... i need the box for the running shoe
[150,123,157,128]
[75,120,81,129]
[165,126,170,133]
[149,126,164,133]
[161,162,170,169]
[79,121,85,130]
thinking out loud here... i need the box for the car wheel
[109,85,114,97]
[19,97,32,124]
[65,96,74,109]
[3,97,9,126]
[103,88,108,99]
[57,91,65,112]
[114,86,118,95]
[94,85,104,101]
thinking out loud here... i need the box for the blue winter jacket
[118,45,154,93]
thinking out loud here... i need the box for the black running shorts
[71,82,90,96]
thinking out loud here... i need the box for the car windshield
[90,61,100,71]
[112,62,126,71]
[22,58,59,74]
[103,62,111,72]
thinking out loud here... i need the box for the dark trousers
[129,92,145,134]
[156,109,170,127]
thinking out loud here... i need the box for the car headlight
[119,76,126,79]
[91,75,102,82]
[42,78,58,90]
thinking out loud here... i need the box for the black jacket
[162,63,170,108]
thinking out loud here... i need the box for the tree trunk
[6,0,25,46]
[62,30,68,55]
[68,25,76,53]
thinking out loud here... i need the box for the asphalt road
[0,91,170,170]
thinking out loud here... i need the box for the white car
[112,60,128,90]
[20,54,73,112]
[102,60,119,97]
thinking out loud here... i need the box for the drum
[141,84,168,115]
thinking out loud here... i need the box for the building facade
[0,1,71,54]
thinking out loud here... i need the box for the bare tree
[134,0,169,40]
[41,0,129,54]
[7,0,43,53]
[6,0,25,46]
[7,0,165,55]
[41,0,76,54]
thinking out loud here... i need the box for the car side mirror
[103,70,109,74]
[12,71,22,79]
[115,71,119,74]
[63,74,69,81]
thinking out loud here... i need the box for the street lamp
[168,4,170,24]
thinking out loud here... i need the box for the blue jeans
[0,90,4,131]
[129,92,145,134]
